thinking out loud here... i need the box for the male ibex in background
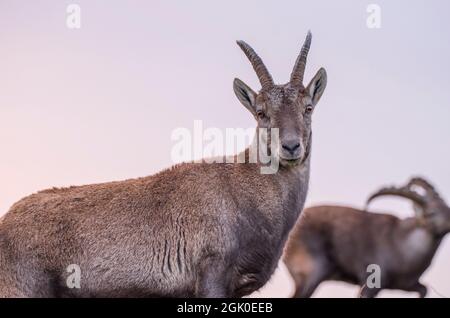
[0,32,327,297]
[284,177,449,298]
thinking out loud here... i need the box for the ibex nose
[281,141,301,155]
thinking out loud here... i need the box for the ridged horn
[366,186,427,209]
[236,40,274,90]
[290,31,312,86]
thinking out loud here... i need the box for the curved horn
[290,31,312,86]
[407,177,440,197]
[366,186,427,209]
[236,40,274,90]
[407,177,448,210]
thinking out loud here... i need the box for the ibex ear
[305,68,327,106]
[233,78,257,116]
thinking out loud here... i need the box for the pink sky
[1,0,450,297]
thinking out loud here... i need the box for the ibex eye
[305,105,313,114]
[256,111,266,120]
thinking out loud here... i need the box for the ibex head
[367,177,450,236]
[233,31,327,166]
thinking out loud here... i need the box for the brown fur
[0,159,309,297]
[284,178,449,298]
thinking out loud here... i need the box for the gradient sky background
[1,0,450,297]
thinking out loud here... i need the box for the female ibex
[0,32,327,297]
[284,177,449,298]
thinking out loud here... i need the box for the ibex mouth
[280,134,311,167]
[280,157,302,166]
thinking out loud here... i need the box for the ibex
[283,177,449,298]
[0,32,327,297]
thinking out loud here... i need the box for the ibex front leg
[358,284,381,298]
[196,257,230,298]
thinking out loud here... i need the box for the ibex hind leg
[0,266,57,298]
[0,241,56,297]
[0,280,29,298]
[0,256,28,297]
[0,237,25,297]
